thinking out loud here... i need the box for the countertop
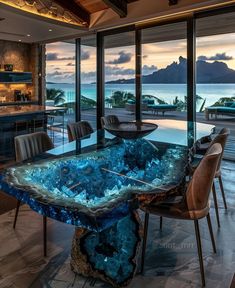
[0,105,67,118]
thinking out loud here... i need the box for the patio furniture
[14,131,54,256]
[101,115,120,128]
[205,103,235,120]
[193,127,230,228]
[125,101,148,113]
[148,104,177,115]
[140,143,222,287]
[125,99,177,115]
[67,120,93,142]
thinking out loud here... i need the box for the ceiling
[75,0,109,14]
[0,4,89,43]
[0,0,138,43]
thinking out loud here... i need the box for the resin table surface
[0,121,214,232]
[0,132,189,232]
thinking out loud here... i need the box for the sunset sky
[46,33,235,84]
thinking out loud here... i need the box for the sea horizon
[47,83,235,109]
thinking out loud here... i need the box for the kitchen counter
[0,105,67,118]
[0,105,67,161]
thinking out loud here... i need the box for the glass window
[104,31,136,122]
[141,22,188,145]
[196,12,235,160]
[46,41,76,144]
[81,36,97,130]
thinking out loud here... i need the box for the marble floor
[0,160,234,288]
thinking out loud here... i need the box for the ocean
[47,83,235,109]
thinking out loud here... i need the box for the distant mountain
[106,56,235,84]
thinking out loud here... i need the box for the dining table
[0,121,215,287]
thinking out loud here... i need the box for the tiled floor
[0,160,234,288]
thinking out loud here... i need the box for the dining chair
[14,131,54,256]
[67,121,93,142]
[140,143,222,287]
[194,127,230,228]
[100,115,120,128]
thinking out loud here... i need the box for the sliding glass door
[81,36,97,130]
[46,41,76,144]
[141,21,188,145]
[103,31,136,122]
[196,11,235,160]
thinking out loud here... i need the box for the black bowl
[104,121,158,139]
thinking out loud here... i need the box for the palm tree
[46,88,65,106]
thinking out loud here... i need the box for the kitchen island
[0,105,67,161]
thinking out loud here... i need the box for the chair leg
[140,212,149,274]
[218,175,227,210]
[160,216,163,231]
[13,200,21,229]
[212,182,220,228]
[43,216,47,257]
[194,220,206,287]
[206,213,216,253]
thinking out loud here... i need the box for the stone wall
[0,40,40,103]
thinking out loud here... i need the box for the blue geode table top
[0,135,188,231]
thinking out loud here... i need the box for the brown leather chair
[14,131,54,257]
[100,115,120,129]
[67,121,93,142]
[140,143,222,287]
[193,127,230,228]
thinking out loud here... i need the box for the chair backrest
[67,121,93,142]
[15,132,54,162]
[209,127,230,171]
[100,115,120,128]
[186,143,222,212]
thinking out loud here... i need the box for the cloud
[197,53,233,61]
[81,49,90,61]
[46,53,75,61]
[105,66,135,76]
[142,64,157,75]
[46,71,75,83]
[81,71,96,78]
[107,51,133,65]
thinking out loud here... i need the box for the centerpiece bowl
[104,121,158,139]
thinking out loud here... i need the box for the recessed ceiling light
[27,34,31,37]
[18,39,22,42]
[48,29,52,32]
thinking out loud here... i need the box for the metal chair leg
[218,175,227,210]
[160,216,163,231]
[194,220,206,287]
[13,200,21,229]
[43,216,47,257]
[206,213,216,253]
[212,182,220,228]
[140,212,149,274]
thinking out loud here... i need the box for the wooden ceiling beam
[54,0,90,26]
[169,0,178,5]
[102,0,127,18]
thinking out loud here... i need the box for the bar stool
[30,116,46,133]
